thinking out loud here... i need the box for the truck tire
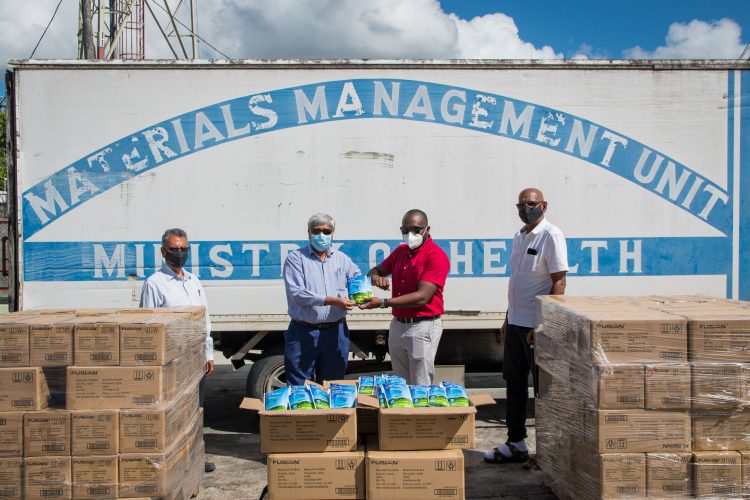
[246,352,287,398]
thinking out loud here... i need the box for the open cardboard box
[361,392,495,451]
[241,387,358,453]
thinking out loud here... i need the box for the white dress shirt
[139,263,213,361]
[508,218,569,329]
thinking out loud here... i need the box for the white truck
[5,59,750,396]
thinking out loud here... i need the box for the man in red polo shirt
[360,209,450,385]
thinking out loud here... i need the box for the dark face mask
[164,249,189,269]
[519,205,544,225]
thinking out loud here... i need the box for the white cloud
[624,19,746,59]
[450,12,561,59]
[0,0,563,67]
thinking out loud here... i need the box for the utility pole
[81,0,96,58]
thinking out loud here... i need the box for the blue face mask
[310,233,332,252]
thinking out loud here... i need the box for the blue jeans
[284,320,350,385]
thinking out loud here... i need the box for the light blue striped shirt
[139,263,213,361]
[283,245,361,324]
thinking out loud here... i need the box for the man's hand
[330,296,356,310]
[496,319,507,344]
[371,275,390,291]
[206,360,215,376]
[358,296,382,310]
[527,330,535,345]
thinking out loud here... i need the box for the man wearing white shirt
[140,227,215,473]
[485,188,568,465]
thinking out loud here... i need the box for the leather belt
[394,315,441,324]
[293,318,345,330]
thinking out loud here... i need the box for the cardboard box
[692,451,741,498]
[366,449,464,500]
[118,418,201,498]
[692,409,750,451]
[0,367,50,411]
[743,364,750,407]
[599,453,646,498]
[646,453,691,498]
[591,364,644,409]
[70,317,120,366]
[119,314,204,366]
[741,451,750,497]
[645,363,691,410]
[594,410,691,453]
[538,297,688,363]
[692,363,743,409]
[24,456,72,500]
[66,366,174,410]
[0,412,23,458]
[122,305,206,323]
[24,411,71,457]
[0,458,23,498]
[267,450,365,500]
[240,397,358,453]
[0,317,30,367]
[376,394,494,451]
[72,456,117,499]
[119,389,199,453]
[685,313,750,363]
[71,410,118,456]
[27,316,74,367]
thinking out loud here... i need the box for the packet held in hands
[347,275,373,304]
[306,383,331,409]
[264,386,290,411]
[443,383,470,407]
[409,385,430,407]
[330,383,357,408]
[289,385,314,410]
[428,385,449,407]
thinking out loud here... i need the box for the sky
[0,0,748,102]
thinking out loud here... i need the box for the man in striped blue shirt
[283,213,361,385]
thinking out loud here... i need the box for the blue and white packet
[289,385,315,410]
[428,385,449,407]
[409,385,430,407]
[306,383,331,409]
[443,382,470,407]
[347,275,373,304]
[383,382,414,408]
[264,386,290,411]
[358,376,375,395]
[377,384,389,408]
[383,374,407,385]
[329,384,357,408]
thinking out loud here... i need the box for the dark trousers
[284,320,350,385]
[503,323,534,443]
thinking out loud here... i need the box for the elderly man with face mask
[484,188,568,465]
[360,209,450,385]
[282,213,361,385]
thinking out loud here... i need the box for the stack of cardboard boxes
[242,381,493,499]
[0,306,207,499]
[535,295,750,499]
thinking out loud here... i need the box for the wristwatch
[380,298,388,308]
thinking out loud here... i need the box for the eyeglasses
[310,228,333,235]
[400,226,425,235]
[516,201,542,209]
[166,246,189,253]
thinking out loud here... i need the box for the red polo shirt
[381,236,450,318]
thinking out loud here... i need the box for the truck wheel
[246,353,287,398]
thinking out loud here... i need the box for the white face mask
[403,228,425,249]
